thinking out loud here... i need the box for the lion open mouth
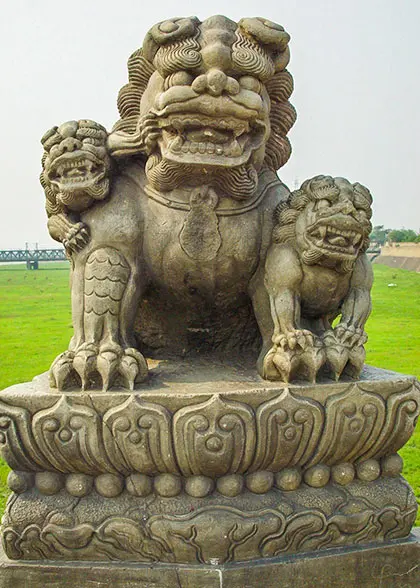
[307,220,364,256]
[47,152,106,190]
[158,115,267,167]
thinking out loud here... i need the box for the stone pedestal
[0,359,419,570]
[0,531,419,587]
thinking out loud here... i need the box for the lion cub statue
[259,175,373,383]
[40,120,112,254]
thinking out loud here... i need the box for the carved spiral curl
[353,182,373,216]
[269,102,297,137]
[41,127,62,152]
[213,164,259,200]
[116,49,155,126]
[305,177,340,202]
[265,70,294,103]
[153,36,202,77]
[232,31,275,81]
[146,156,196,192]
[264,133,292,171]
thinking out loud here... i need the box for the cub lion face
[109,16,296,200]
[274,176,373,270]
[41,120,111,212]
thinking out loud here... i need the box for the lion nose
[61,137,81,152]
[192,69,240,97]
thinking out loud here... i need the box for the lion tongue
[187,128,231,143]
[328,235,347,247]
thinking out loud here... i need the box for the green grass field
[0,262,419,522]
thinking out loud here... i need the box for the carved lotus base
[0,359,419,563]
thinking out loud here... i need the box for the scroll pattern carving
[306,385,386,467]
[251,390,324,472]
[2,493,416,562]
[0,381,419,477]
[0,401,49,471]
[32,397,115,474]
[103,396,177,474]
[173,395,256,476]
[359,382,420,460]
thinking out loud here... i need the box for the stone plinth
[0,359,419,564]
[0,531,419,587]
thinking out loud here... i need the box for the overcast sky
[0,0,419,249]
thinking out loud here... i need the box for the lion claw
[64,222,90,254]
[325,343,349,381]
[119,348,148,391]
[49,344,148,391]
[73,344,98,390]
[50,351,75,390]
[265,323,366,383]
[273,329,314,352]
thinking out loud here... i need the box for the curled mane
[112,21,296,171]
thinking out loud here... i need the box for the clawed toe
[49,345,148,391]
[264,326,366,383]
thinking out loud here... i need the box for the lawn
[0,262,419,523]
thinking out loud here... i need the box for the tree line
[370,226,420,245]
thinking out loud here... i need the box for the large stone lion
[41,15,296,391]
[41,16,371,391]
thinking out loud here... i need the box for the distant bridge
[0,248,67,269]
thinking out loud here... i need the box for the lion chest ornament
[41,16,373,391]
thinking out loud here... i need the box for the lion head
[273,176,373,271]
[40,120,111,215]
[108,16,296,200]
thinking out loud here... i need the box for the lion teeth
[170,137,183,152]
[319,226,327,238]
[229,140,242,157]
[174,139,244,156]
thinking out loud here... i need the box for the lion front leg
[328,254,373,378]
[50,247,148,391]
[254,243,321,383]
[47,213,90,255]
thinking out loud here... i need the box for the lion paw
[273,329,314,351]
[263,346,298,383]
[263,333,321,383]
[50,344,148,391]
[334,324,367,347]
[63,222,90,254]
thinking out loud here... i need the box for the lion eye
[316,199,331,210]
[239,76,261,93]
[164,71,194,91]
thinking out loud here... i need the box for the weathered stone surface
[1,363,418,563]
[2,13,419,580]
[2,477,416,562]
[0,363,418,479]
[39,15,373,392]
[0,530,418,587]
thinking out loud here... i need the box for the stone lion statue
[40,16,372,391]
[40,120,111,254]
[256,175,373,382]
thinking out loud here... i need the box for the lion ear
[113,49,156,135]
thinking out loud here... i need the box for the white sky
[0,0,419,249]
